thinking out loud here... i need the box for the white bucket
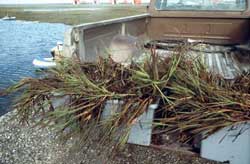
[201,122,250,164]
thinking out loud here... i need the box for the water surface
[0,20,69,115]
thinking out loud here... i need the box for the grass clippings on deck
[2,45,250,151]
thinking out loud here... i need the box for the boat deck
[152,41,250,80]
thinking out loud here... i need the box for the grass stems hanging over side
[1,46,250,147]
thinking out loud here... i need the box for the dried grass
[1,45,250,147]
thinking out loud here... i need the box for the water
[0,20,69,116]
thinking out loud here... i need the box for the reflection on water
[0,20,69,116]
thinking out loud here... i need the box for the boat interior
[67,0,250,79]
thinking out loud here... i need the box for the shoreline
[0,110,221,164]
[0,110,67,164]
[0,4,146,25]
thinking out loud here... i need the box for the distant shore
[0,4,146,25]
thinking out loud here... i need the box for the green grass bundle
[1,46,250,147]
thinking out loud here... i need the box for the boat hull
[2,16,16,21]
[32,57,56,69]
